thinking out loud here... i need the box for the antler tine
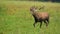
[39,6,45,10]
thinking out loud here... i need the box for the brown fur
[34,12,49,20]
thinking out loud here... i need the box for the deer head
[30,6,38,12]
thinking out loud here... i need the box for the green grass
[0,1,60,34]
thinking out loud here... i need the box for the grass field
[0,1,60,34]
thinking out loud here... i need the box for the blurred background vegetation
[0,0,60,34]
[0,0,60,2]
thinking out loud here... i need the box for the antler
[39,6,45,10]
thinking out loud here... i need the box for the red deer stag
[30,6,49,28]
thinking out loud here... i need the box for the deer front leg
[33,22,37,27]
[40,21,42,28]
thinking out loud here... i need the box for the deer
[30,6,49,28]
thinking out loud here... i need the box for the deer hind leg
[44,20,48,27]
[46,18,49,24]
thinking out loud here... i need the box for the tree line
[30,0,60,2]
